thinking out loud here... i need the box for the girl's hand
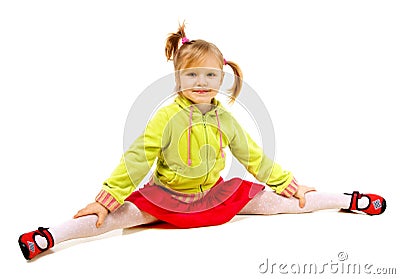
[293,185,316,208]
[74,202,109,228]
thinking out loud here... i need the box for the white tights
[37,191,360,247]
[48,202,157,245]
[239,191,353,215]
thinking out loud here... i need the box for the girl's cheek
[210,80,222,89]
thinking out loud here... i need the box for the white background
[1,0,399,278]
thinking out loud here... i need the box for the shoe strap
[345,191,360,211]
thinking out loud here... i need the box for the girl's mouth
[193,89,210,94]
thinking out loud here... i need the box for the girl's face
[178,55,224,104]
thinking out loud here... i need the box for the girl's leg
[37,202,157,247]
[238,190,366,215]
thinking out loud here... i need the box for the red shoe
[345,191,386,215]
[18,227,54,260]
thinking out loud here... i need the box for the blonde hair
[165,22,243,103]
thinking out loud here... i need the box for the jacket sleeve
[96,108,170,211]
[228,116,299,198]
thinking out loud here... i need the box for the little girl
[18,23,386,261]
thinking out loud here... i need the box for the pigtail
[165,22,186,61]
[224,60,243,104]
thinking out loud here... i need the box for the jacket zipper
[200,114,209,192]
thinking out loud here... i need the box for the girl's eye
[207,73,216,77]
[186,72,196,77]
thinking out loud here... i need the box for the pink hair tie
[223,58,227,65]
[181,37,189,44]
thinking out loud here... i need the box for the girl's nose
[196,74,207,86]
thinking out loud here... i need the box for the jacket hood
[174,94,226,116]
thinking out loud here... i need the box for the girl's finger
[73,210,84,219]
[74,207,90,219]
[96,212,107,228]
[299,196,306,208]
[307,187,317,193]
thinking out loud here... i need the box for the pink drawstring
[215,110,225,158]
[187,105,194,166]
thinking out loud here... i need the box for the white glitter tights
[238,190,361,215]
[38,202,158,247]
[35,192,366,248]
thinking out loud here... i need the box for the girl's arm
[228,116,300,198]
[95,108,170,212]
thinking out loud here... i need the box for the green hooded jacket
[99,95,295,209]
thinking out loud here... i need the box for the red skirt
[125,177,265,228]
